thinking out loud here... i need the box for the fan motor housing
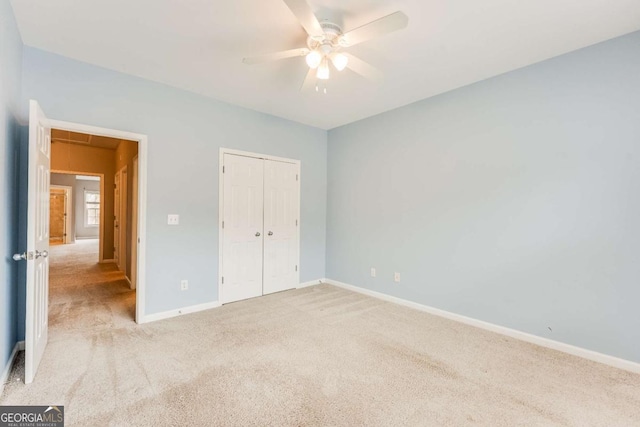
[307,21,344,50]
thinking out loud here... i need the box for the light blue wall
[0,1,23,371]
[327,31,640,362]
[20,47,327,320]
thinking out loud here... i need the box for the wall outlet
[180,279,188,291]
[168,214,180,225]
[371,267,376,277]
[394,272,401,283]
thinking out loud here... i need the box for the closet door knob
[268,231,273,236]
[255,232,261,237]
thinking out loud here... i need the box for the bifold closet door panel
[221,154,264,303]
[263,160,299,295]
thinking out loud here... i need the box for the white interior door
[25,100,52,384]
[263,160,300,295]
[113,171,120,266]
[221,154,264,303]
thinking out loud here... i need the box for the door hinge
[221,276,224,284]
[222,165,225,173]
[296,219,298,226]
[222,221,224,229]
[295,265,298,272]
[296,174,298,181]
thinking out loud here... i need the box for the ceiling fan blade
[341,11,408,47]
[343,53,383,82]
[300,67,316,91]
[243,48,309,64]
[282,0,324,38]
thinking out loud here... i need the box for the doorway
[20,101,149,384]
[47,119,148,325]
[49,129,139,322]
[49,185,72,245]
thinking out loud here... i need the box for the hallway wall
[51,142,115,259]
[115,140,138,280]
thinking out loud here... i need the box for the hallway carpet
[46,239,135,337]
[2,253,639,425]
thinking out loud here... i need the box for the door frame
[130,156,139,290]
[49,118,148,324]
[50,185,73,244]
[114,166,128,274]
[218,148,301,304]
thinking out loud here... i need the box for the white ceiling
[10,0,640,129]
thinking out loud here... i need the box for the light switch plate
[168,214,180,225]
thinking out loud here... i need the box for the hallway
[48,239,135,340]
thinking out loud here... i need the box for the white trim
[83,188,100,228]
[49,119,148,325]
[298,279,324,288]
[1,341,24,394]
[218,148,301,304]
[140,301,221,323]
[220,148,300,165]
[324,279,640,374]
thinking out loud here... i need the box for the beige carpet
[2,244,639,426]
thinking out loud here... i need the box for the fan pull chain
[315,82,328,95]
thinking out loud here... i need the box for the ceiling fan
[242,0,409,92]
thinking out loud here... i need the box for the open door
[20,100,51,384]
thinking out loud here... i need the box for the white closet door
[263,160,299,295]
[221,154,264,303]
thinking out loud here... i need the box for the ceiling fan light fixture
[317,59,330,80]
[331,52,349,71]
[305,50,322,69]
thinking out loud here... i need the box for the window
[84,190,100,227]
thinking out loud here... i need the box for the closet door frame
[218,148,301,304]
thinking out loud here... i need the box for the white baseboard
[324,279,640,374]
[1,341,24,396]
[298,279,325,288]
[141,301,221,323]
